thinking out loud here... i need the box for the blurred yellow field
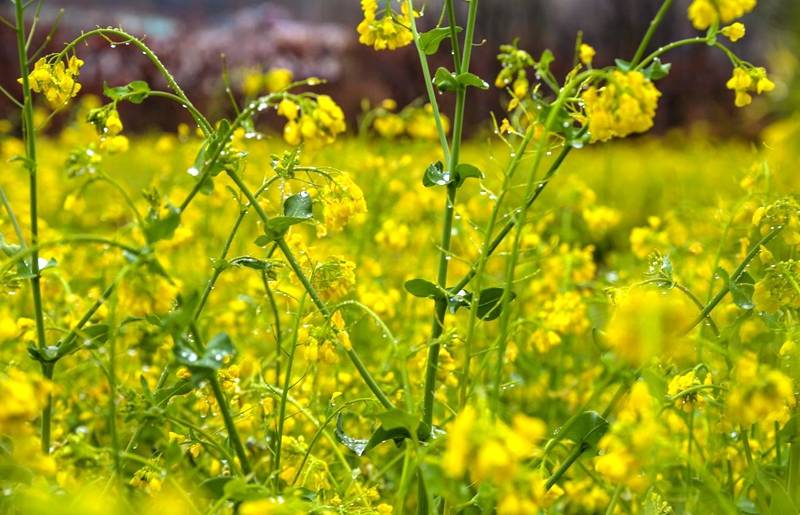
[2,0,800,514]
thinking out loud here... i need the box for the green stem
[208,374,251,476]
[0,235,140,276]
[631,0,674,66]
[224,170,393,409]
[420,0,480,438]
[450,137,576,294]
[635,37,707,70]
[445,0,461,71]
[406,0,451,163]
[604,484,623,515]
[15,0,50,454]
[683,226,782,334]
[56,29,201,126]
[491,71,597,413]
[274,296,305,490]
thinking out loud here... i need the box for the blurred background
[0,0,797,137]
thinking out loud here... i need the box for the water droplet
[187,167,200,177]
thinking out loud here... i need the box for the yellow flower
[579,70,661,142]
[721,22,746,42]
[605,288,694,366]
[100,134,130,154]
[105,109,123,135]
[688,0,758,30]
[579,43,596,65]
[277,99,299,121]
[21,55,84,109]
[357,0,414,51]
[277,94,347,147]
[264,67,293,92]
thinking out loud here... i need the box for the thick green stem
[208,374,251,476]
[15,0,50,454]
[420,0,479,437]
[631,0,674,66]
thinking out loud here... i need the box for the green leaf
[454,163,483,187]
[446,288,471,314]
[283,191,313,219]
[334,414,368,455]
[335,411,416,456]
[731,271,755,310]
[142,204,181,245]
[103,80,152,104]
[456,72,489,90]
[404,278,443,299]
[433,67,459,92]
[643,58,671,80]
[418,26,462,55]
[476,287,517,321]
[559,410,609,452]
[614,58,633,72]
[767,480,797,515]
[254,192,314,243]
[422,161,453,187]
[174,332,236,382]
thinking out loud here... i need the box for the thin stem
[407,0,451,163]
[451,137,576,294]
[635,37,707,70]
[1,236,140,277]
[274,296,305,490]
[0,186,28,248]
[491,71,597,413]
[683,226,782,334]
[224,170,393,409]
[631,0,674,66]
[445,0,461,71]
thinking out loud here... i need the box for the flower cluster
[277,94,346,147]
[317,173,368,235]
[753,260,800,313]
[688,0,757,30]
[443,405,558,512]
[371,100,450,140]
[579,71,661,142]
[311,257,356,301]
[22,55,84,109]
[725,66,775,107]
[595,382,664,492]
[495,42,535,111]
[242,67,294,96]
[726,352,795,427]
[357,0,414,51]
[86,104,130,154]
[605,288,693,366]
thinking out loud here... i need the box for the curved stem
[224,169,393,409]
[56,28,196,117]
[1,235,140,276]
